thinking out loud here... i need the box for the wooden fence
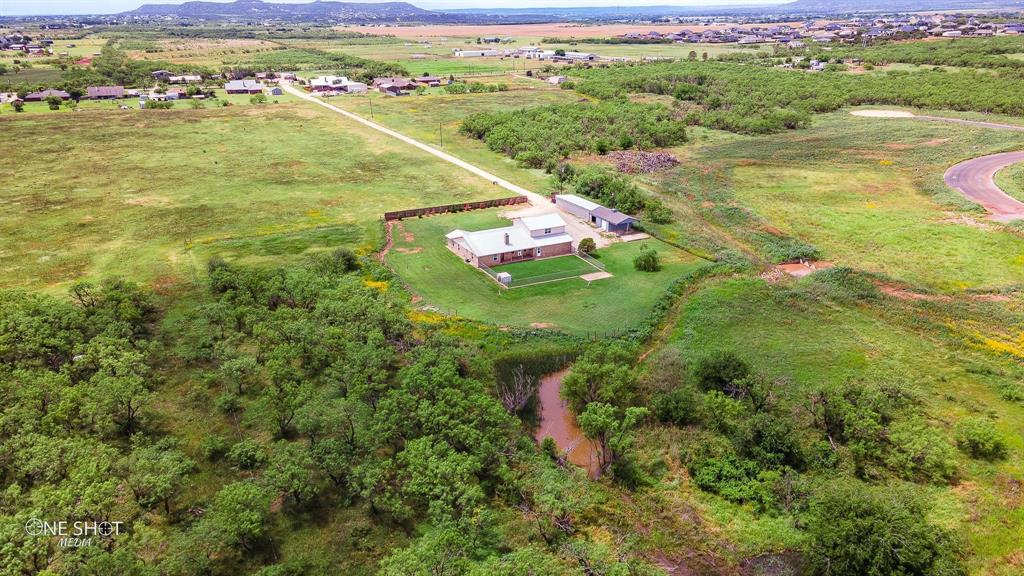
[384,196,528,221]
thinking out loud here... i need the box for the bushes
[651,385,700,426]
[633,244,661,272]
[689,455,776,509]
[806,482,966,576]
[569,60,1024,134]
[444,81,508,94]
[954,417,1007,461]
[883,419,958,484]
[577,237,596,255]
[460,100,686,168]
[692,351,751,394]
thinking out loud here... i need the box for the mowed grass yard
[0,102,504,291]
[386,208,705,334]
[664,276,1024,574]
[647,110,1024,292]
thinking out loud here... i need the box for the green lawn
[493,254,599,282]
[0,101,503,292]
[664,276,1024,573]
[386,208,706,334]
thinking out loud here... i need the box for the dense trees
[460,100,686,168]
[569,60,1024,133]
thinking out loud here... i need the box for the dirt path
[944,151,1024,222]
[852,109,1024,220]
[279,81,551,206]
[534,368,601,478]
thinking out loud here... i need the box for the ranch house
[446,214,573,267]
[555,194,638,234]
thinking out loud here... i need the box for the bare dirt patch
[125,195,171,207]
[925,138,950,146]
[939,212,996,230]
[581,271,614,282]
[777,261,834,278]
[394,247,422,254]
[850,109,916,118]
[530,322,555,329]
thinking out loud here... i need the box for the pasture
[385,208,705,334]
[644,109,1024,292]
[664,275,1024,574]
[0,101,503,292]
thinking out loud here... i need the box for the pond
[534,367,602,478]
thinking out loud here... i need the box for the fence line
[384,196,527,221]
[479,254,605,289]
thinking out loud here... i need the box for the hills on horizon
[94,0,1024,21]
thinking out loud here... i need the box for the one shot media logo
[24,519,124,548]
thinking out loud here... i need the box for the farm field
[644,109,1024,292]
[385,208,705,334]
[0,101,503,291]
[664,275,1024,574]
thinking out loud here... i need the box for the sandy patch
[777,261,834,278]
[530,322,555,329]
[925,138,950,146]
[851,110,916,118]
[619,232,651,242]
[394,247,422,254]
[125,195,171,206]
[885,142,914,150]
[581,271,613,282]
[939,212,996,230]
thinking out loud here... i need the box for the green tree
[577,237,596,255]
[45,95,62,110]
[954,416,1007,461]
[577,402,649,477]
[126,436,195,514]
[560,343,637,412]
[632,243,661,272]
[806,481,966,576]
[263,440,320,505]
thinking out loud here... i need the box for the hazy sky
[1,0,784,16]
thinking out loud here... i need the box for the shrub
[633,244,661,272]
[954,417,1007,461]
[692,351,751,394]
[12,100,24,112]
[215,392,242,414]
[250,94,268,104]
[227,439,267,470]
[741,413,804,469]
[577,237,596,255]
[884,419,957,484]
[45,95,62,110]
[690,454,776,509]
[651,385,700,426]
[200,435,230,461]
[806,481,966,576]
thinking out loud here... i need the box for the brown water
[534,367,602,478]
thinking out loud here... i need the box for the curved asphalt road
[943,151,1024,222]
[856,110,1024,221]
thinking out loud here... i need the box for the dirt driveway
[504,202,615,248]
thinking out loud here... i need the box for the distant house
[454,49,499,57]
[86,85,125,99]
[151,70,173,81]
[225,79,265,94]
[168,74,203,84]
[555,194,637,233]
[413,75,442,87]
[373,77,417,91]
[446,213,574,267]
[309,75,367,94]
[270,87,283,96]
[24,89,70,101]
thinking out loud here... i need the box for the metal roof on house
[225,79,265,91]
[592,206,637,225]
[447,222,572,257]
[556,194,601,212]
[87,86,124,98]
[519,213,566,231]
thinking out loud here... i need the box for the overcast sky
[1,0,784,16]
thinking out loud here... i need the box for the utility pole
[368,93,374,119]
[439,122,443,147]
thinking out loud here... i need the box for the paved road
[944,151,1024,222]
[279,81,551,206]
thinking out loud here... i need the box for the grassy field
[661,275,1024,574]
[0,101,504,292]
[328,75,580,193]
[643,109,1024,292]
[994,161,1024,203]
[386,208,705,334]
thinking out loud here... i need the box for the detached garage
[554,194,637,234]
